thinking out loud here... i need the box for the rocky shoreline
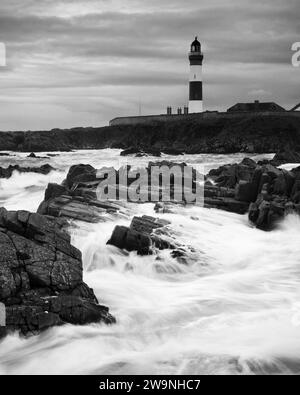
[1,114,300,154]
[36,151,300,231]
[0,164,55,179]
[0,208,115,338]
[1,146,300,339]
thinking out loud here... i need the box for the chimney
[167,106,173,115]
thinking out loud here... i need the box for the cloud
[0,0,299,130]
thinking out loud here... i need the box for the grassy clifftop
[1,114,300,153]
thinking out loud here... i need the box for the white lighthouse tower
[188,37,204,113]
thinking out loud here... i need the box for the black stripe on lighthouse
[189,81,202,101]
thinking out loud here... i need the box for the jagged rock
[246,165,300,230]
[107,225,152,255]
[45,183,69,201]
[65,164,97,188]
[0,164,55,179]
[249,199,286,231]
[120,148,140,156]
[107,215,172,255]
[37,159,300,230]
[27,152,49,159]
[38,193,119,223]
[272,146,300,165]
[0,208,115,336]
[37,165,120,223]
[205,157,300,229]
[130,215,170,234]
[207,158,256,188]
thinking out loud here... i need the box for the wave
[0,150,299,375]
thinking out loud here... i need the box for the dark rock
[44,183,69,202]
[65,164,97,188]
[0,208,115,336]
[162,148,184,156]
[120,147,140,156]
[1,114,300,154]
[247,164,300,230]
[107,215,172,255]
[240,158,257,168]
[120,147,161,157]
[0,327,7,339]
[204,197,250,214]
[206,157,300,229]
[235,181,257,203]
[27,152,49,159]
[0,164,55,179]
[37,164,120,223]
[107,225,152,255]
[272,146,300,165]
[207,158,256,188]
[249,199,286,231]
[38,194,119,223]
[130,215,170,234]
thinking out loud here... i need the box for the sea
[0,149,300,375]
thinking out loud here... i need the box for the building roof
[191,36,201,52]
[227,100,286,113]
[192,37,201,46]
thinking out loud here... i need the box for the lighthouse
[188,37,204,113]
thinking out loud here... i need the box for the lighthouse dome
[191,37,201,53]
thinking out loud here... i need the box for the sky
[0,0,299,131]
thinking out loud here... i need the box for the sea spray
[1,149,299,375]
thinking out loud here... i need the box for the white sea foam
[0,149,300,375]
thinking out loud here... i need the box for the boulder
[206,158,300,229]
[65,164,97,188]
[37,165,120,223]
[28,152,36,158]
[107,216,173,255]
[0,208,115,336]
[107,225,152,255]
[249,199,286,231]
[207,158,256,188]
